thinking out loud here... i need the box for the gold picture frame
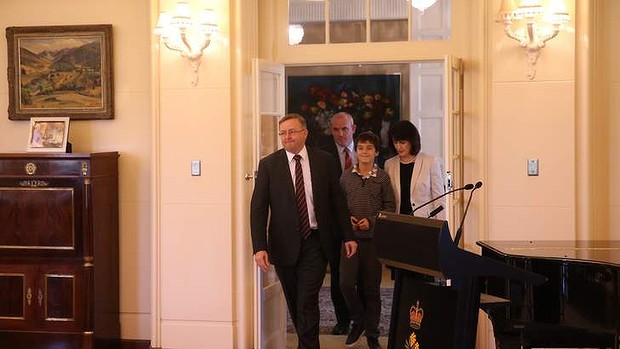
[6,24,114,120]
[26,117,70,152]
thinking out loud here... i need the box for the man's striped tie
[293,154,312,239]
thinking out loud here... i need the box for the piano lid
[477,240,620,268]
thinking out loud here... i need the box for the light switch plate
[527,158,539,176]
[191,160,201,176]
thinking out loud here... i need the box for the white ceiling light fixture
[409,0,438,13]
[289,24,305,45]
[496,0,570,80]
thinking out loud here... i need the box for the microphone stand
[454,181,482,246]
[411,183,474,216]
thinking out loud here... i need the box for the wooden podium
[374,212,545,349]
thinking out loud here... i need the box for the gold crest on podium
[409,300,424,330]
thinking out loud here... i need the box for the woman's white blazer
[384,152,445,219]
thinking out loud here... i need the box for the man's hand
[254,250,271,272]
[344,240,357,258]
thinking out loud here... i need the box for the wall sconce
[409,0,438,13]
[154,1,220,86]
[289,24,304,45]
[496,0,570,80]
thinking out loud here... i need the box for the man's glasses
[278,129,305,137]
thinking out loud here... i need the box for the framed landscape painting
[6,25,114,120]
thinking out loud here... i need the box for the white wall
[487,0,576,241]
[0,0,152,340]
[153,0,236,347]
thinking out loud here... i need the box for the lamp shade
[172,1,192,28]
[411,0,438,12]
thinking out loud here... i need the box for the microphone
[427,205,444,218]
[411,183,474,216]
[454,181,483,246]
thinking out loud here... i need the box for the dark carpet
[286,287,394,336]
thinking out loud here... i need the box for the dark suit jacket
[250,147,354,266]
[319,139,343,178]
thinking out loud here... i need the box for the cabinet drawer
[0,265,36,330]
[0,158,91,177]
[0,264,88,333]
[37,264,88,332]
[0,177,83,255]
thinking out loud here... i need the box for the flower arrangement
[288,74,400,165]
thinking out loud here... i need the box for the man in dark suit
[251,114,358,349]
[321,112,358,178]
[319,112,358,335]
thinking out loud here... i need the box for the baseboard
[0,333,151,349]
[121,339,151,349]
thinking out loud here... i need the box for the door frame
[251,59,288,349]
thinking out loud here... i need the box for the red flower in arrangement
[302,84,396,140]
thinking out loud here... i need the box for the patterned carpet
[286,287,394,336]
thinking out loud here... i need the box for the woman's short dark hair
[389,120,421,156]
[354,131,380,150]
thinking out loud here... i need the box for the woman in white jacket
[384,120,445,219]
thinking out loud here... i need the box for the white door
[410,56,464,233]
[252,59,288,349]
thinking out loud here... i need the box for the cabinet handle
[37,289,43,307]
[26,287,32,306]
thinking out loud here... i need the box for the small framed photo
[26,117,70,152]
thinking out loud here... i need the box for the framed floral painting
[287,74,401,165]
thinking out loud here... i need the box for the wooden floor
[106,340,150,349]
[286,333,389,349]
[0,334,149,349]
[285,266,393,348]
[2,268,394,349]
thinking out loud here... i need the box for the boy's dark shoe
[367,336,381,349]
[345,323,364,347]
[331,322,350,335]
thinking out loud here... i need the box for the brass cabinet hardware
[26,287,32,306]
[25,162,37,175]
[37,289,43,307]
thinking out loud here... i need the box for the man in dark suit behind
[251,114,358,349]
[319,112,357,335]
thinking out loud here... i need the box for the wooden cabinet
[0,152,119,348]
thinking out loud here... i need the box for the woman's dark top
[399,162,415,214]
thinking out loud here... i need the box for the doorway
[249,57,463,349]
[276,60,464,348]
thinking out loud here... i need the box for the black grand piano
[478,240,620,349]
